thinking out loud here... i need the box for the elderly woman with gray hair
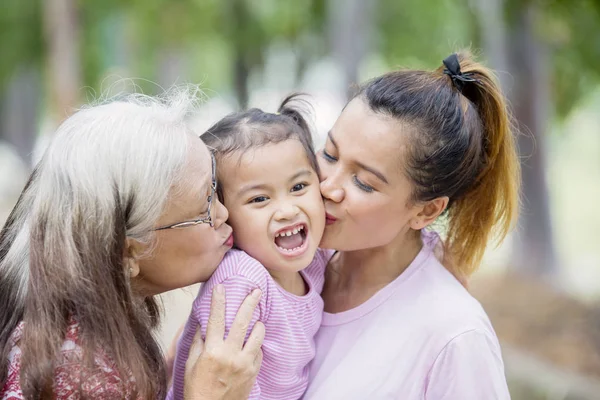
[0,89,264,399]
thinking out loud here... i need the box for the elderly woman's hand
[183,285,265,400]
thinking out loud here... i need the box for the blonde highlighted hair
[357,50,520,278]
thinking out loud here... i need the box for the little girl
[168,95,331,400]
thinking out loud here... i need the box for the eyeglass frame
[154,152,217,231]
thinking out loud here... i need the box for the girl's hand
[183,285,265,400]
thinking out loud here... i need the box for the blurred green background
[1,0,600,398]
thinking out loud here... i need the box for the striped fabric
[168,248,332,400]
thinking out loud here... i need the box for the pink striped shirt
[168,248,332,400]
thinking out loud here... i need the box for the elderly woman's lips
[224,233,234,247]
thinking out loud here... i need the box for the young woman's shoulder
[410,253,497,340]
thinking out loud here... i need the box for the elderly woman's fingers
[205,284,226,349]
[254,349,263,369]
[183,289,264,400]
[184,327,205,377]
[243,321,265,360]
[226,289,262,349]
[247,349,263,382]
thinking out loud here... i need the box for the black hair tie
[442,53,478,92]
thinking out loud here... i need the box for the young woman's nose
[319,172,345,203]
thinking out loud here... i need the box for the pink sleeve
[194,275,264,341]
[425,330,510,400]
[299,248,334,295]
[318,248,336,264]
[193,275,265,400]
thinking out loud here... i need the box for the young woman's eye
[353,176,374,193]
[249,196,269,204]
[291,183,307,192]
[322,150,337,163]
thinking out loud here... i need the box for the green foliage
[376,0,474,70]
[0,0,43,92]
[79,0,129,93]
[542,0,600,117]
[504,0,600,118]
[113,0,325,95]
[0,0,598,117]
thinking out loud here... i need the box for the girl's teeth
[278,246,302,252]
[275,225,305,237]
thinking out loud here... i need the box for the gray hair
[0,86,203,394]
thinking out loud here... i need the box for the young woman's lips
[325,213,337,225]
[224,232,234,247]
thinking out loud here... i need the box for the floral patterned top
[1,320,141,399]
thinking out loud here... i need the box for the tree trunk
[473,0,509,88]
[327,0,374,99]
[43,0,81,123]
[158,48,188,90]
[233,53,250,109]
[506,3,558,278]
[228,0,251,109]
[0,67,40,167]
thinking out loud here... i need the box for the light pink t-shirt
[169,248,332,400]
[304,230,510,400]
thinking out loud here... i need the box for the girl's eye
[322,150,337,163]
[249,196,269,204]
[291,183,307,192]
[353,176,374,193]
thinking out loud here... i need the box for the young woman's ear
[410,197,449,230]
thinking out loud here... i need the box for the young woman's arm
[183,287,265,400]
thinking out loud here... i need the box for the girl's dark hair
[201,93,318,199]
[356,50,520,277]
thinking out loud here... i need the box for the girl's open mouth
[274,223,309,257]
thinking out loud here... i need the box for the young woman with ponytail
[304,51,519,399]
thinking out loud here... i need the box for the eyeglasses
[154,153,217,231]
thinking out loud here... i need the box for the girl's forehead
[219,140,311,168]
[220,142,315,183]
